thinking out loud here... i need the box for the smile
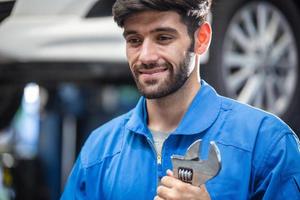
[139,67,168,75]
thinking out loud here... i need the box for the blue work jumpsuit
[62,80,300,199]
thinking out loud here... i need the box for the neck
[147,60,201,133]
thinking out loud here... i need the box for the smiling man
[61,0,300,199]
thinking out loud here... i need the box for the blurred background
[0,0,299,199]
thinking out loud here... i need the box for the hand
[154,170,211,200]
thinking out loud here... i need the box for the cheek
[165,42,190,64]
[126,47,141,65]
[172,50,189,66]
[126,48,135,67]
[160,47,181,63]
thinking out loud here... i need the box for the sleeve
[251,131,300,200]
[60,154,87,199]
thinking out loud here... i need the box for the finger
[156,186,172,199]
[190,183,204,194]
[166,169,174,177]
[160,175,180,188]
[161,174,194,192]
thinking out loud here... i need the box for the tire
[205,0,300,133]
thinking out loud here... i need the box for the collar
[125,80,221,137]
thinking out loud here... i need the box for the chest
[100,135,253,200]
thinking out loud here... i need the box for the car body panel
[0,0,209,64]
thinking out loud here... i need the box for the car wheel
[206,0,300,131]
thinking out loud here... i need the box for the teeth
[140,67,167,74]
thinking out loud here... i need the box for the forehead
[123,11,188,34]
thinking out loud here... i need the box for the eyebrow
[123,27,179,38]
[123,30,137,38]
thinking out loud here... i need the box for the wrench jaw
[207,141,222,177]
[171,140,221,186]
[185,140,202,160]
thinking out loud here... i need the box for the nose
[138,39,159,65]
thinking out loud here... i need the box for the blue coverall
[62,80,300,199]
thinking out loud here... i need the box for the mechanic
[61,0,300,199]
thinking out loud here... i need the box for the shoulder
[216,96,293,151]
[79,110,133,168]
[220,96,271,120]
[220,97,299,167]
[219,95,289,131]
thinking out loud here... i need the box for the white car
[0,0,299,133]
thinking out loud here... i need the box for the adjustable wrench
[171,139,221,186]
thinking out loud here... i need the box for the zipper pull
[157,154,162,164]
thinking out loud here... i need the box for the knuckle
[181,183,190,191]
[161,176,168,183]
[174,181,183,189]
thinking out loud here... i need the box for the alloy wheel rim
[222,1,298,116]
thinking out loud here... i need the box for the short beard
[132,53,192,99]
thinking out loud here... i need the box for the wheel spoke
[257,3,268,38]
[230,24,251,52]
[265,11,280,46]
[227,67,254,91]
[253,85,264,108]
[237,75,263,104]
[265,77,276,110]
[241,10,257,39]
[274,75,288,97]
[224,52,257,68]
[269,34,291,66]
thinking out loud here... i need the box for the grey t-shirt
[150,129,170,164]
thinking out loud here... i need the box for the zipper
[146,134,171,187]
[146,137,160,187]
[146,137,158,162]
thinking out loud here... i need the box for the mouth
[139,67,168,75]
[138,67,169,82]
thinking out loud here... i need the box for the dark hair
[112,0,212,39]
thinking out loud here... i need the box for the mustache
[134,62,171,70]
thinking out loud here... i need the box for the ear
[194,22,212,55]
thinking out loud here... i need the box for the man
[62,0,300,199]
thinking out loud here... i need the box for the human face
[123,11,195,99]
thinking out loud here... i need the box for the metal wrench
[171,139,221,186]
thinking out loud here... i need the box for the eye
[126,37,142,47]
[157,35,173,44]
